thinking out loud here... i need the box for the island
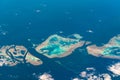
[35,34,85,58]
[0,45,43,66]
[87,34,120,59]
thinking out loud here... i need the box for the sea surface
[0,0,120,80]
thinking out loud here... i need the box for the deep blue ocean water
[0,0,120,80]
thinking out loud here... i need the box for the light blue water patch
[49,37,59,42]
[102,46,120,56]
[40,44,65,55]
[59,40,78,46]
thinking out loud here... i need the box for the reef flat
[0,45,42,66]
[36,34,85,58]
[87,35,120,59]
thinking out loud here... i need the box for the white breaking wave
[38,73,54,80]
[108,62,120,76]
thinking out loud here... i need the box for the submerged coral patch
[35,34,85,58]
[0,45,42,66]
